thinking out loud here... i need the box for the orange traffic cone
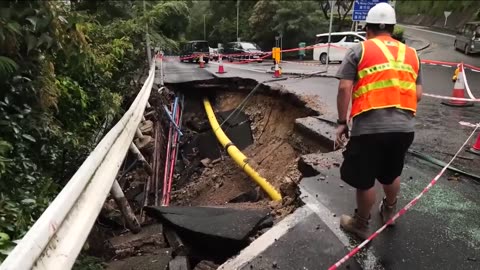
[468,132,480,156]
[199,54,205,68]
[273,60,281,78]
[442,64,473,107]
[216,54,226,74]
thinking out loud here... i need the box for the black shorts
[340,132,414,190]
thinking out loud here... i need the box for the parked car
[313,31,366,64]
[222,42,266,63]
[180,40,210,63]
[454,21,480,55]
[209,47,219,61]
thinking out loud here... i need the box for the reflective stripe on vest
[351,37,419,118]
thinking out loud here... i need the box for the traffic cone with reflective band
[442,64,473,107]
[273,60,281,78]
[216,54,226,74]
[199,54,205,68]
[468,132,480,156]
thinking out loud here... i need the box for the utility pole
[326,0,334,72]
[204,14,206,40]
[143,0,151,65]
[236,0,240,41]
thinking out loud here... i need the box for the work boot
[340,210,370,240]
[379,197,397,226]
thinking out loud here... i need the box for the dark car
[222,42,266,63]
[180,40,210,63]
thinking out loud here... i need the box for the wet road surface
[163,29,480,268]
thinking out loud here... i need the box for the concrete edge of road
[265,69,338,78]
[405,34,431,52]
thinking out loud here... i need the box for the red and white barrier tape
[459,121,480,128]
[328,123,480,270]
[460,63,477,100]
[423,93,480,102]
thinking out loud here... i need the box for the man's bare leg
[380,177,400,225]
[383,177,400,204]
[357,187,376,219]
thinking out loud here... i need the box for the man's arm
[335,46,360,121]
[416,59,424,102]
[338,79,353,121]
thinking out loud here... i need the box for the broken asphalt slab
[294,117,336,151]
[144,206,271,258]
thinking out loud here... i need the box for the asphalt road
[402,25,480,67]
[164,26,480,270]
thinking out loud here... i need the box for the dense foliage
[0,0,189,261]
[186,0,355,50]
[396,0,480,17]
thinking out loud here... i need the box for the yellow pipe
[203,98,282,201]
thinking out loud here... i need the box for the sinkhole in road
[170,80,329,208]
[160,79,333,264]
[89,78,336,269]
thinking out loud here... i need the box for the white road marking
[300,186,382,270]
[217,206,314,270]
[400,24,455,38]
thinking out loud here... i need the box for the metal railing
[0,61,157,270]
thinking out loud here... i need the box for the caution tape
[460,62,477,100]
[459,121,480,128]
[423,93,480,102]
[328,124,480,270]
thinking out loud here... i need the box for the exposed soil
[169,88,317,219]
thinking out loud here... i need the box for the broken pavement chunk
[144,206,270,241]
[108,224,166,257]
[106,249,172,270]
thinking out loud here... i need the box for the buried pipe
[161,102,174,206]
[165,101,182,205]
[203,97,282,201]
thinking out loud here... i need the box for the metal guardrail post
[129,142,153,175]
[136,128,144,139]
[111,180,141,233]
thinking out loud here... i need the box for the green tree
[0,0,189,262]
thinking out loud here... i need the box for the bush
[393,25,405,43]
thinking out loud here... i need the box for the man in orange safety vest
[334,2,423,240]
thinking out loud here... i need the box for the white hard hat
[365,2,396,25]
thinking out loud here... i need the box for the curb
[265,70,338,79]
[405,35,431,51]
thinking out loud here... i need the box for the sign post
[444,11,452,28]
[352,0,389,22]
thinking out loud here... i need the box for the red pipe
[165,103,181,205]
[161,103,173,205]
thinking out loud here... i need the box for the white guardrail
[0,61,157,270]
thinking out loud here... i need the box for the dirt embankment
[170,89,317,218]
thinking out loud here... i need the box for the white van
[313,31,366,64]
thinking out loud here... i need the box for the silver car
[454,21,480,55]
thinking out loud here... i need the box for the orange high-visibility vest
[351,36,420,118]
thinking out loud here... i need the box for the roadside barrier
[328,124,480,270]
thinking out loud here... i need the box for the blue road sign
[352,0,389,22]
